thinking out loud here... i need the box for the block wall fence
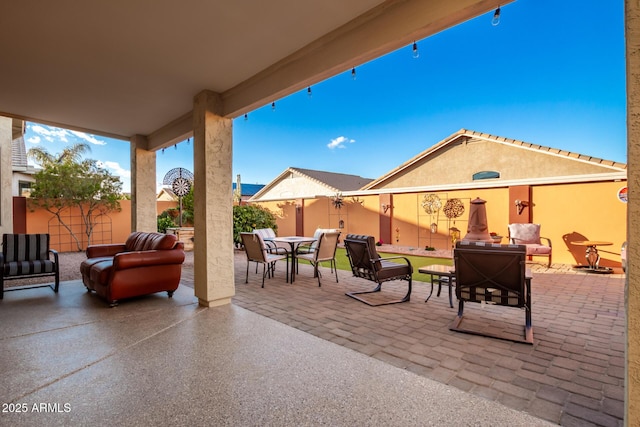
[17,179,627,267]
[254,180,627,267]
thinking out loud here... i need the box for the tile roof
[12,136,28,168]
[290,167,373,191]
[363,129,627,189]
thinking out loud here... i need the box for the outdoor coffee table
[264,236,316,283]
[418,264,455,308]
[570,240,614,273]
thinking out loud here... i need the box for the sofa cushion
[80,256,113,277]
[125,232,177,252]
[3,260,55,277]
[3,234,50,262]
[90,260,114,286]
[525,244,552,255]
[508,223,541,245]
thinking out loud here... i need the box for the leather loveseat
[81,231,185,307]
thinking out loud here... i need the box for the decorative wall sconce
[381,203,392,214]
[430,223,438,234]
[339,219,345,229]
[515,199,529,215]
[449,227,461,248]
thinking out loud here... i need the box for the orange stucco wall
[25,200,178,252]
[531,181,626,267]
[253,180,627,266]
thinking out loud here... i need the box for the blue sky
[24,0,626,193]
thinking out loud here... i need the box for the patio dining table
[264,236,316,283]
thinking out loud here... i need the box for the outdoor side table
[264,236,316,283]
[418,264,455,308]
[570,240,613,273]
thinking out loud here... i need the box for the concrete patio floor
[0,251,624,426]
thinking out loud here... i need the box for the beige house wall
[371,136,624,189]
[259,173,336,200]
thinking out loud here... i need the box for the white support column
[627,0,640,423]
[130,135,157,232]
[0,117,13,235]
[192,90,234,307]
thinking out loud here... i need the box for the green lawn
[299,248,452,283]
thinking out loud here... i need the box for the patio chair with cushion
[253,228,289,255]
[240,232,288,288]
[296,228,338,255]
[451,241,533,344]
[508,223,552,267]
[343,234,413,306]
[296,231,341,286]
[0,233,59,299]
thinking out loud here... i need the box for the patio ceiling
[0,0,506,150]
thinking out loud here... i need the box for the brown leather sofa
[81,232,185,307]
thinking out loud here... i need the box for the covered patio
[0,0,638,424]
[0,254,624,425]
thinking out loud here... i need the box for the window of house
[472,171,500,180]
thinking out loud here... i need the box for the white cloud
[69,130,107,146]
[28,124,107,146]
[327,136,355,150]
[27,136,41,144]
[98,161,131,178]
[30,124,69,142]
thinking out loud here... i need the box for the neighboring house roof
[157,187,178,201]
[362,129,627,191]
[158,183,265,200]
[250,167,374,201]
[12,136,28,169]
[232,183,264,197]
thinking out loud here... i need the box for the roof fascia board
[349,172,628,196]
[251,172,627,202]
[470,133,626,171]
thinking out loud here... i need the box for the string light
[412,41,419,59]
[244,113,248,121]
[307,86,312,98]
[492,6,501,26]
[271,101,276,111]
[351,67,356,81]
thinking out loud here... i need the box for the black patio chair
[451,241,533,344]
[343,234,412,306]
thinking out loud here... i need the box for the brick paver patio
[181,251,625,426]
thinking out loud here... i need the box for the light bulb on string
[244,113,248,121]
[307,86,312,98]
[271,101,276,111]
[412,41,419,59]
[351,67,356,81]
[492,6,501,26]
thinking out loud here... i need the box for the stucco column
[192,90,234,307]
[0,117,13,235]
[130,135,157,232]
[627,0,640,423]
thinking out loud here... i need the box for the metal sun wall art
[163,167,194,227]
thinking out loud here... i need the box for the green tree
[233,205,278,245]
[180,186,194,226]
[28,148,123,251]
[28,142,91,167]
